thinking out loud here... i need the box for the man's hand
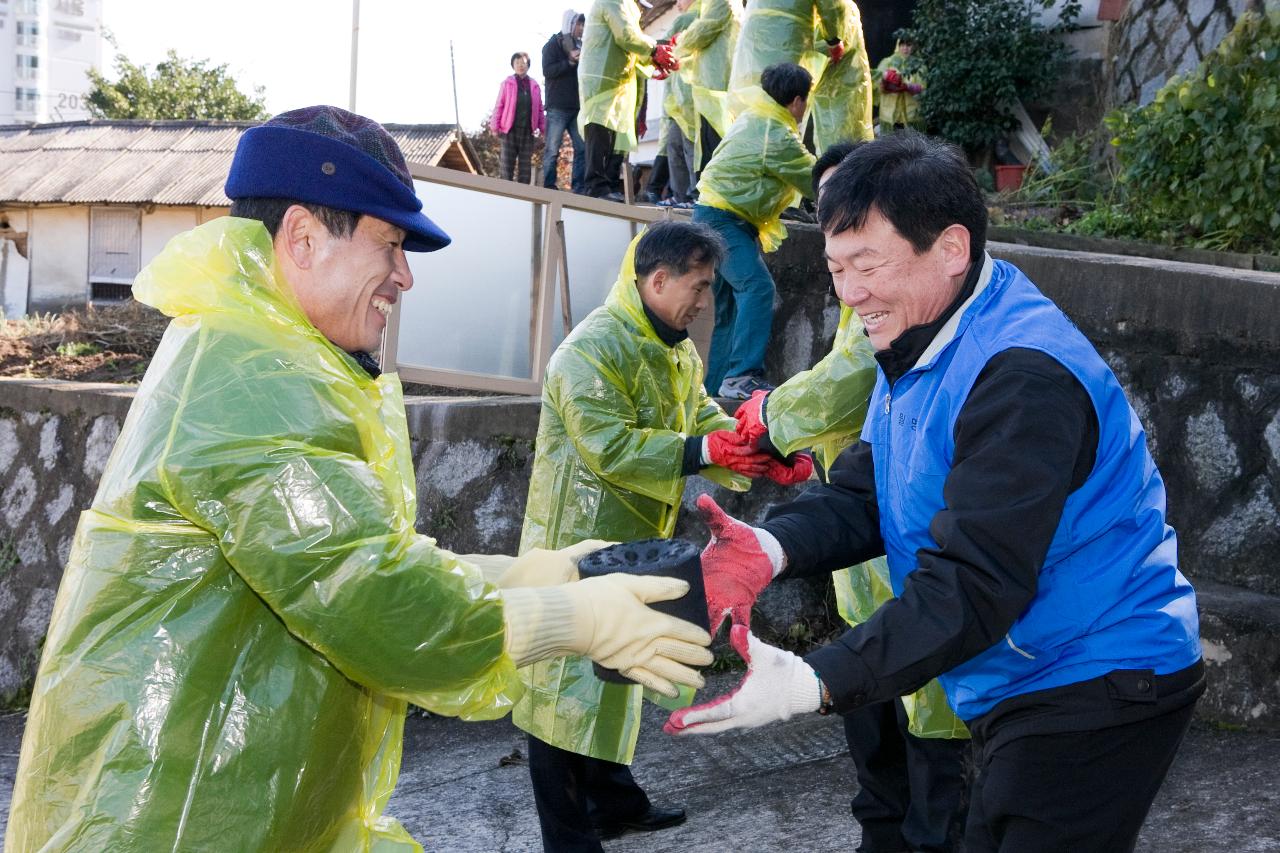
[763,452,814,486]
[705,429,772,477]
[827,40,845,64]
[733,389,770,445]
[653,67,671,81]
[907,83,923,95]
[697,494,783,632]
[570,48,581,63]
[533,128,542,138]
[664,625,820,735]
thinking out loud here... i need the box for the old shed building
[0,119,480,316]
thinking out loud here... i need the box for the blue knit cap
[225,105,451,252]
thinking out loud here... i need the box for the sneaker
[718,374,775,400]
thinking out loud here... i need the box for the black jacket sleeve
[762,439,884,576]
[799,349,1098,714]
[543,35,573,81]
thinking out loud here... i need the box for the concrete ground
[2,674,1279,851]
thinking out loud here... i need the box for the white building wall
[0,0,102,125]
[28,205,87,311]
[140,207,196,264]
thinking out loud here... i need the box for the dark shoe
[718,373,776,400]
[593,804,687,840]
[601,191,626,203]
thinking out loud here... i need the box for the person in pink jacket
[493,52,546,184]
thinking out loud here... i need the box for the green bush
[906,0,1081,153]
[1106,10,1280,253]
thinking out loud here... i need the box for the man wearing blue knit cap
[6,106,714,851]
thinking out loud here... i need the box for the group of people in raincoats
[6,5,1203,853]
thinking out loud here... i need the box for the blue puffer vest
[860,258,1202,720]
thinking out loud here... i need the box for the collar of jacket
[742,85,800,135]
[641,301,690,347]
[873,251,993,385]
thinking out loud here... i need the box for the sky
[103,1,580,130]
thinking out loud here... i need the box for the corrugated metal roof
[0,119,473,206]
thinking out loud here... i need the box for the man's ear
[936,223,972,278]
[650,267,668,292]
[276,204,319,271]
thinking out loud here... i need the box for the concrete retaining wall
[2,229,1278,727]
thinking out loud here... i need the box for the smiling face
[640,262,715,331]
[288,213,413,353]
[824,208,970,351]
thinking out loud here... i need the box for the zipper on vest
[884,390,892,415]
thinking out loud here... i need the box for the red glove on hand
[653,68,670,80]
[669,31,679,48]
[697,494,778,633]
[705,430,772,478]
[652,43,679,72]
[732,390,770,445]
[882,68,906,93]
[764,452,814,486]
[828,40,845,64]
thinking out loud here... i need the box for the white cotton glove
[663,625,820,735]
[461,540,614,588]
[500,574,714,697]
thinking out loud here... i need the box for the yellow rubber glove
[461,540,615,588]
[500,574,714,698]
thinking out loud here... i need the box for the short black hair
[812,140,860,196]
[229,198,361,240]
[760,63,812,108]
[634,221,726,278]
[818,131,987,258]
[511,51,530,67]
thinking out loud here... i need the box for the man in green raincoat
[722,143,971,851]
[810,0,874,155]
[4,107,715,853]
[730,0,848,100]
[875,38,927,132]
[693,62,816,399]
[672,0,742,173]
[515,221,805,851]
[580,0,679,199]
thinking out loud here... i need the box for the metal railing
[383,163,708,395]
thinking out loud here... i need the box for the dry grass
[0,301,168,356]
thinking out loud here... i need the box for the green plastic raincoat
[663,11,699,143]
[874,49,927,128]
[513,235,750,764]
[674,0,742,144]
[729,0,846,95]
[810,0,874,154]
[697,86,815,253]
[579,0,657,153]
[765,307,968,739]
[5,218,523,852]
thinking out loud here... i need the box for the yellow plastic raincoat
[5,218,523,852]
[874,49,927,129]
[810,0,874,154]
[765,307,968,739]
[513,235,750,764]
[696,87,816,253]
[730,0,846,94]
[674,0,742,145]
[663,11,699,144]
[579,0,657,153]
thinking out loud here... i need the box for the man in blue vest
[665,132,1204,853]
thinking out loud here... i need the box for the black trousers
[527,734,651,853]
[697,115,721,175]
[583,122,624,197]
[963,700,1196,853]
[645,153,670,197]
[844,699,970,853]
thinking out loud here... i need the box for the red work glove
[828,40,845,64]
[653,68,670,80]
[669,31,679,48]
[705,429,772,478]
[697,494,781,633]
[652,43,679,72]
[733,390,770,445]
[764,452,814,486]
